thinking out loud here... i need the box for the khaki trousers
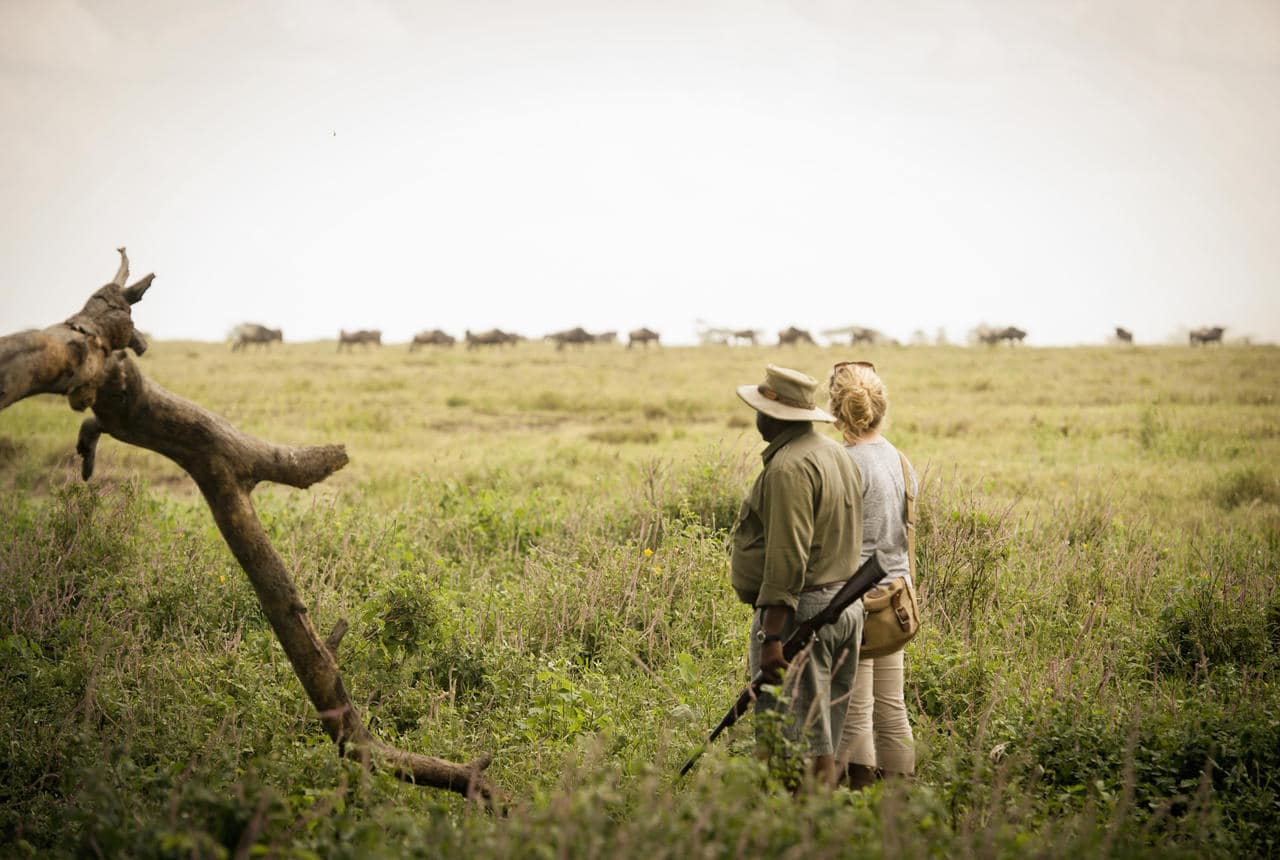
[749,588,862,758]
[836,649,915,774]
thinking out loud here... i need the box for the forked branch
[0,251,500,805]
[0,247,155,411]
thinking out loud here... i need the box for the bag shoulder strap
[897,450,917,582]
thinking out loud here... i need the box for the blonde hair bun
[827,364,888,442]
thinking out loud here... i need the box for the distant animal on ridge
[409,329,456,350]
[1114,326,1133,344]
[977,325,1027,346]
[628,327,660,349]
[338,329,382,351]
[546,327,595,351]
[231,323,283,352]
[1189,326,1225,346]
[777,326,816,347]
[593,330,618,345]
[850,326,899,346]
[731,329,762,346]
[465,329,520,350]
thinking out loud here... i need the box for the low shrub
[917,488,1013,638]
[1266,593,1280,653]
[1213,467,1279,510]
[430,477,561,563]
[908,635,997,723]
[1149,580,1271,676]
[660,449,750,533]
[587,428,661,445]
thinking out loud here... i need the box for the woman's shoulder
[847,438,916,487]
[880,438,920,491]
[844,438,898,460]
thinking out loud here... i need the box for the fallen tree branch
[0,250,500,805]
[0,248,152,412]
[325,619,350,658]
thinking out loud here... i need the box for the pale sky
[2,0,1277,345]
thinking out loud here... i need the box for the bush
[587,428,660,445]
[1213,467,1279,510]
[1266,594,1280,654]
[1150,580,1269,676]
[661,449,750,533]
[908,635,996,723]
[917,490,1013,638]
[368,570,444,652]
[430,477,560,563]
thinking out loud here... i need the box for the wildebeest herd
[230,325,663,351]
[228,321,1233,351]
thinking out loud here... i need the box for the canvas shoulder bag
[860,449,922,659]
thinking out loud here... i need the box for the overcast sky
[2,0,1277,345]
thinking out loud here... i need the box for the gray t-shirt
[845,438,917,584]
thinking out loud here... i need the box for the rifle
[678,552,888,777]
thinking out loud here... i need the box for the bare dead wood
[325,619,349,658]
[0,251,501,805]
[0,248,154,412]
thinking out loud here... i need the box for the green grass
[1,340,1278,857]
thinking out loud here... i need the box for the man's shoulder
[771,430,843,469]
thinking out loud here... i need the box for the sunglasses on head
[832,360,876,373]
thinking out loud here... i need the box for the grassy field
[1,339,1278,857]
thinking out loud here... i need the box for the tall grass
[0,341,1277,856]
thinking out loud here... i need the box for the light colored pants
[837,649,915,774]
[749,586,863,758]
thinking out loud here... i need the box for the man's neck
[761,421,811,463]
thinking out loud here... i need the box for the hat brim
[736,385,836,423]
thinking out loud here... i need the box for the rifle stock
[678,552,888,777]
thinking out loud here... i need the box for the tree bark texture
[0,251,499,804]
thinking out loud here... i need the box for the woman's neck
[845,428,883,446]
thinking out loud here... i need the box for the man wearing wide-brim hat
[732,364,864,787]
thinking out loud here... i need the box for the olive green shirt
[731,423,864,610]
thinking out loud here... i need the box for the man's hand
[760,639,788,684]
[759,605,793,683]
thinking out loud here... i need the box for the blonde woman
[827,360,917,788]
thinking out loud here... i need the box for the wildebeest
[850,327,900,346]
[465,328,520,349]
[1189,326,1225,346]
[731,329,762,346]
[821,325,888,346]
[777,326,816,347]
[593,330,618,345]
[546,326,594,350]
[409,329,456,350]
[337,329,382,351]
[977,325,1027,345]
[231,323,283,351]
[1114,326,1134,344]
[628,327,661,349]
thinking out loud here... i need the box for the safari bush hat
[737,364,836,423]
